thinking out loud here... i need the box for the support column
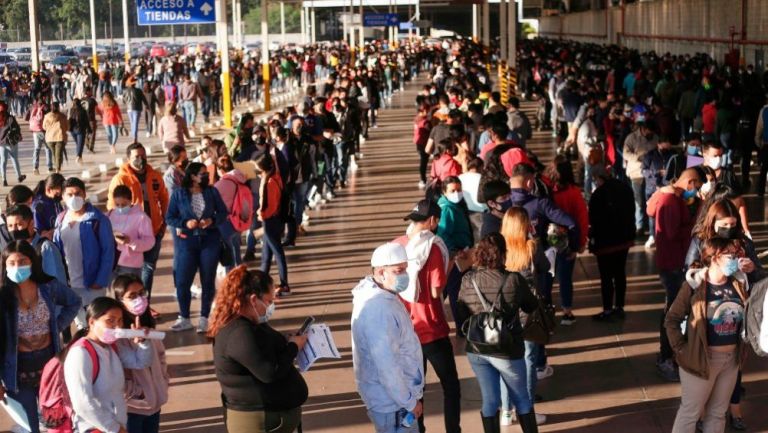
[122,0,130,65]
[472,4,478,42]
[508,0,516,66]
[216,0,232,128]
[499,0,507,62]
[300,5,307,45]
[482,0,490,49]
[261,0,271,111]
[359,0,364,54]
[310,4,316,43]
[29,0,40,72]
[415,0,420,37]
[280,1,286,44]
[89,0,98,70]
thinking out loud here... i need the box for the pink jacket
[124,339,170,416]
[108,206,156,268]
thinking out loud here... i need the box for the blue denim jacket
[1,279,82,392]
[166,187,228,238]
[53,203,116,289]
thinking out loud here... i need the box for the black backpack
[744,277,768,357]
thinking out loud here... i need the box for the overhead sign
[363,13,399,27]
[137,0,216,26]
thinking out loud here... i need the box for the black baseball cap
[403,199,442,222]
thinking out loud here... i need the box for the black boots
[518,412,540,433]
[481,411,500,433]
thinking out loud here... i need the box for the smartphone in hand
[298,316,315,335]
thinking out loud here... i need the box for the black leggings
[596,249,629,311]
[418,147,429,183]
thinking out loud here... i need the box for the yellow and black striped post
[498,61,509,103]
[507,67,517,99]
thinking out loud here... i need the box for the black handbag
[461,274,517,353]
[522,296,557,345]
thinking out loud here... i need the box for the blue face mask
[686,146,699,156]
[682,188,698,200]
[391,272,410,293]
[115,206,132,215]
[7,265,32,284]
[720,256,740,277]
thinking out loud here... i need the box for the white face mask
[65,195,85,212]
[445,192,462,204]
[701,180,713,195]
[707,155,722,170]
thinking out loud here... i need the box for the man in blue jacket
[54,177,115,328]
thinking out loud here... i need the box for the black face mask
[180,159,190,170]
[11,229,30,241]
[199,173,210,188]
[132,156,147,171]
[716,226,739,240]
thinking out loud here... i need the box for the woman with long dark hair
[68,97,92,164]
[165,162,227,333]
[31,173,65,240]
[0,240,81,433]
[208,266,308,433]
[255,153,290,296]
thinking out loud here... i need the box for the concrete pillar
[508,0,515,66]
[122,0,130,65]
[499,0,507,62]
[311,5,316,43]
[29,0,40,72]
[472,4,478,41]
[300,5,307,45]
[280,1,286,44]
[482,0,490,48]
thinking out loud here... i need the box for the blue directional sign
[363,13,400,27]
[137,0,216,26]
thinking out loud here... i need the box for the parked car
[149,44,168,58]
[0,54,19,73]
[50,55,80,68]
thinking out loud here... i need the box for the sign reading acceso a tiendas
[363,13,399,27]
[137,0,216,26]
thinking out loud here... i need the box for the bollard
[81,170,91,179]
[98,164,108,174]
[115,158,124,167]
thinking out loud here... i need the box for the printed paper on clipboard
[297,323,341,372]
[2,395,32,432]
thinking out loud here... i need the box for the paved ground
[2,77,768,433]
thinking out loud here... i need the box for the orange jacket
[107,163,170,235]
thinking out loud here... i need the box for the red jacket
[647,188,696,271]
[552,184,589,250]
[413,114,431,148]
[430,154,461,182]
[702,102,717,134]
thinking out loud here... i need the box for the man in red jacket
[646,168,702,382]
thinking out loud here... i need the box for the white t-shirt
[60,219,84,289]
[459,172,487,213]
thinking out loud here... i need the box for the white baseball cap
[371,243,408,268]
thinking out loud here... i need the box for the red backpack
[38,339,117,432]
[223,178,254,232]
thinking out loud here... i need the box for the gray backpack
[744,277,768,357]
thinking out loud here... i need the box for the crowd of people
[1,30,767,433]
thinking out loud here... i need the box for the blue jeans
[142,231,165,300]
[72,131,86,157]
[127,411,161,433]
[261,216,288,287]
[173,232,220,319]
[630,178,646,231]
[504,340,539,411]
[555,252,576,309]
[221,221,243,271]
[468,352,532,417]
[7,385,41,433]
[0,144,21,180]
[106,124,119,146]
[32,131,52,170]
[182,100,196,127]
[367,410,418,433]
[285,182,310,244]
[129,110,141,142]
[335,141,350,184]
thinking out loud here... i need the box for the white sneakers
[418,181,427,189]
[537,364,554,380]
[501,410,547,426]
[644,235,655,250]
[170,317,194,332]
[196,317,209,334]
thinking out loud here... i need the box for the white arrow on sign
[200,2,213,16]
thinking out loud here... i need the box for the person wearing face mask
[42,101,68,176]
[64,297,153,433]
[479,180,512,238]
[623,121,659,238]
[31,173,65,241]
[254,154,290,296]
[665,238,748,433]
[456,234,540,433]
[700,140,742,195]
[214,155,252,270]
[6,205,67,285]
[54,177,116,330]
[108,143,170,303]
[209,266,308,433]
[0,241,81,433]
[111,275,169,433]
[166,162,228,333]
[645,168,703,381]
[157,103,191,153]
[107,186,156,279]
[436,177,473,253]
[396,199,462,433]
[352,242,425,433]
[641,136,677,249]
[162,145,189,196]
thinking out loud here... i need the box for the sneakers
[536,365,554,380]
[33,168,40,175]
[325,191,335,200]
[535,413,547,425]
[644,235,655,250]
[170,317,194,332]
[656,358,680,382]
[418,181,427,189]
[500,409,515,426]
[276,285,292,297]
[612,307,626,319]
[196,317,209,334]
[592,310,613,321]
[560,312,577,325]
